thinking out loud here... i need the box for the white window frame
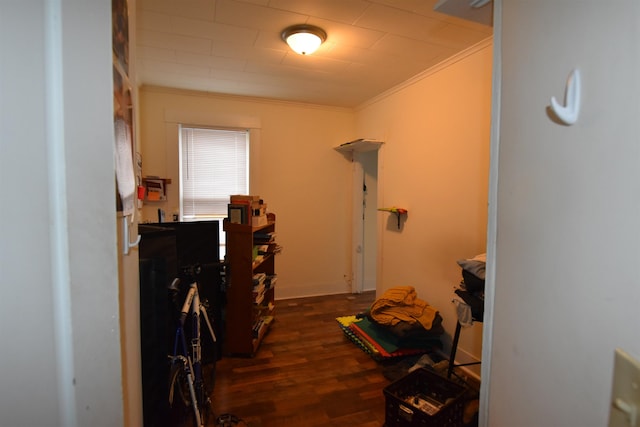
[178,125,250,259]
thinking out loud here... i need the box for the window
[179,126,249,259]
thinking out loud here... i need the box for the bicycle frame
[170,280,217,427]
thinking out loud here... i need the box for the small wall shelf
[334,138,384,154]
[378,207,407,229]
[141,177,171,202]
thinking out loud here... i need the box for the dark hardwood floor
[211,291,388,427]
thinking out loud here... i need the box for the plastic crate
[384,368,466,427]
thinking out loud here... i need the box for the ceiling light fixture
[281,24,327,55]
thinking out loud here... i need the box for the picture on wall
[112,0,129,75]
[114,66,136,215]
[112,0,135,214]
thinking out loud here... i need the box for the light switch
[609,349,640,427]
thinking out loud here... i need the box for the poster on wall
[112,0,135,215]
[114,66,136,215]
[112,0,129,75]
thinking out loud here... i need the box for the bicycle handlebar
[169,261,226,292]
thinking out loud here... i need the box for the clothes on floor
[369,285,439,330]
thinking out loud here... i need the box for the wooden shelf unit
[223,220,276,356]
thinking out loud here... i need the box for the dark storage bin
[384,368,466,427]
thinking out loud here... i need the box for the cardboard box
[251,215,268,227]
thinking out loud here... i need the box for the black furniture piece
[447,289,484,380]
[138,220,222,427]
[143,220,225,360]
[138,225,176,427]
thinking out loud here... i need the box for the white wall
[483,1,640,426]
[0,1,123,426]
[138,88,357,298]
[356,41,493,364]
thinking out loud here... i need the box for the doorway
[360,150,378,293]
[335,139,383,294]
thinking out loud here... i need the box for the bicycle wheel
[169,361,195,425]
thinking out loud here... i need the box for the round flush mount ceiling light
[281,24,327,55]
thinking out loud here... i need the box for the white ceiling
[135,0,493,108]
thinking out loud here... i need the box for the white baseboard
[275,281,351,300]
[436,347,482,381]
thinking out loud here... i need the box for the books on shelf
[252,214,268,227]
[252,315,274,338]
[255,245,269,255]
[265,274,277,289]
[254,243,280,255]
[224,207,277,357]
[230,194,260,203]
[253,273,267,304]
[145,179,165,201]
[254,291,265,305]
[228,203,249,224]
[254,231,276,243]
[252,272,267,285]
[252,255,265,268]
[227,195,270,226]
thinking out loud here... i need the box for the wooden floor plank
[211,292,389,426]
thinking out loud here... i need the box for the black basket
[384,368,466,427]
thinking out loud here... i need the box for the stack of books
[252,315,273,338]
[227,195,268,226]
[144,178,165,201]
[254,243,281,256]
[265,274,277,290]
[252,272,267,305]
[254,231,276,244]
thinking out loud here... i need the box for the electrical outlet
[609,349,640,427]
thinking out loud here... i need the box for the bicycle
[168,265,217,427]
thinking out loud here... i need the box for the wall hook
[550,68,581,126]
[122,214,141,255]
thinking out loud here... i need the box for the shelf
[141,177,171,202]
[378,207,408,229]
[223,220,275,234]
[334,138,384,153]
[142,177,171,184]
[252,315,274,352]
[252,253,273,270]
[224,217,277,356]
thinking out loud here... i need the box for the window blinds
[180,126,249,219]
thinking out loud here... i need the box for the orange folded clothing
[369,286,438,331]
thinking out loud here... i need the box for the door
[482,1,640,426]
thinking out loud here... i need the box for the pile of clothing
[453,253,486,326]
[358,286,444,351]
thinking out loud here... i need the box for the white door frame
[335,140,384,294]
[351,157,366,293]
